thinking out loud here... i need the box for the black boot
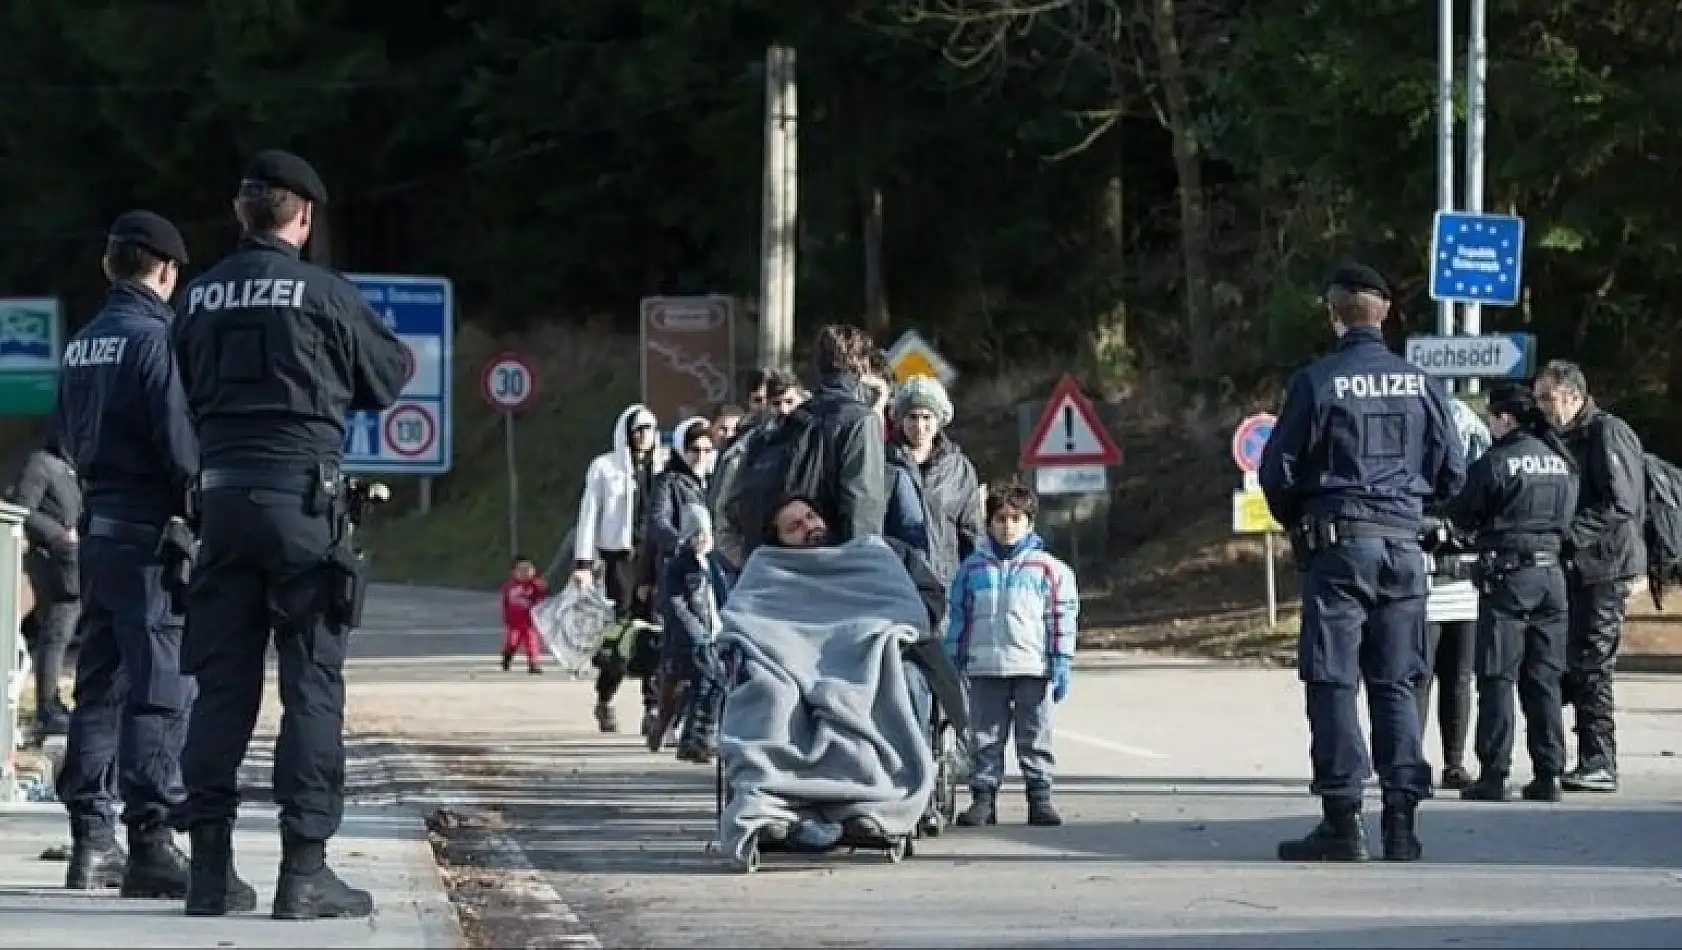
[120,825,191,899]
[1277,798,1369,862]
[501,650,513,672]
[1380,798,1423,862]
[184,823,259,916]
[1026,791,1064,827]
[1522,774,1563,802]
[1440,765,1472,790]
[65,833,125,890]
[272,834,374,920]
[955,791,997,827]
[1460,771,1508,802]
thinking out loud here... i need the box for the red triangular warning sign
[1020,374,1123,467]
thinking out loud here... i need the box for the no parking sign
[1231,413,1276,475]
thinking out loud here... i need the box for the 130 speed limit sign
[481,353,537,413]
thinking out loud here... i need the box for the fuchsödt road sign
[482,353,538,412]
[1231,413,1276,474]
[1021,374,1123,468]
[886,330,958,388]
[342,274,453,475]
[1405,332,1536,379]
[0,297,62,415]
[1429,210,1525,306]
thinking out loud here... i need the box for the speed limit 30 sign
[482,353,538,413]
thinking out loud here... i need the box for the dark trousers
[28,600,78,720]
[593,548,656,708]
[57,533,194,837]
[1562,577,1631,771]
[1297,538,1430,803]
[1419,621,1474,769]
[1473,566,1568,777]
[176,487,348,843]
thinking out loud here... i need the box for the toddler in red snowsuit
[500,556,548,674]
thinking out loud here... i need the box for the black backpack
[724,404,828,557]
[1643,453,1682,610]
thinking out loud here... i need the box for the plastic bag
[532,579,617,675]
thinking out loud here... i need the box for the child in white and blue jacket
[944,480,1080,827]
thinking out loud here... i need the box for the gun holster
[155,518,197,613]
[1288,516,1340,569]
[326,543,368,629]
[307,462,343,518]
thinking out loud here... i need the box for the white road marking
[1059,728,1171,760]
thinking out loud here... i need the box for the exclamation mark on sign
[1062,404,1076,452]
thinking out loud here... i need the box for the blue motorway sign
[342,274,454,475]
[1429,211,1525,306]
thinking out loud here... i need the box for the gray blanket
[717,538,937,864]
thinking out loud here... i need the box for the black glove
[156,517,197,614]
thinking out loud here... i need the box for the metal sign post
[482,354,539,560]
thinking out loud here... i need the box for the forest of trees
[3,0,1679,449]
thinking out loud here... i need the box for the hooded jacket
[574,404,665,563]
[647,416,713,569]
[944,531,1080,678]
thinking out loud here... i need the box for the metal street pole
[1436,0,1457,341]
[1463,0,1489,394]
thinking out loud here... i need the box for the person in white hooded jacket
[571,403,667,733]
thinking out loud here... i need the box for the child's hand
[1051,656,1072,703]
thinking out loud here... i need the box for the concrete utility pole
[757,45,799,374]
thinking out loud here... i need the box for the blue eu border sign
[1429,210,1525,307]
[342,274,453,476]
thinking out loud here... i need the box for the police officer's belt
[86,515,162,546]
[199,468,319,494]
[1331,521,1417,540]
[1482,550,1559,569]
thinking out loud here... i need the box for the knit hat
[892,375,953,427]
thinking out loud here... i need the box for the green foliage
[0,0,1678,437]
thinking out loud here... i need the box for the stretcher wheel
[885,836,909,863]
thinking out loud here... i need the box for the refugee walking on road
[572,404,666,735]
[500,556,548,674]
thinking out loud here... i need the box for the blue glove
[1051,656,1072,703]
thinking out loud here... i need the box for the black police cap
[1325,262,1392,300]
[241,149,329,206]
[107,210,189,265]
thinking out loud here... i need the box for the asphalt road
[346,585,1682,949]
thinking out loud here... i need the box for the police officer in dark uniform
[1260,263,1466,863]
[1443,384,1577,803]
[51,210,204,898]
[171,151,407,919]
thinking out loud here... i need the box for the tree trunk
[1090,168,1132,393]
[1150,0,1215,378]
[863,184,890,334]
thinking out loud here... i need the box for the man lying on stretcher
[751,495,970,843]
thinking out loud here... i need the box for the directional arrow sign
[1404,332,1537,380]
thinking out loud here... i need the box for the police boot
[955,791,997,827]
[1026,790,1064,827]
[184,822,258,916]
[1277,798,1369,862]
[1460,771,1508,802]
[65,833,125,890]
[1521,774,1564,802]
[120,825,190,899]
[1380,799,1423,862]
[272,834,374,920]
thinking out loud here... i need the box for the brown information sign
[639,295,736,426]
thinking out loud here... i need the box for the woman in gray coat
[885,376,983,585]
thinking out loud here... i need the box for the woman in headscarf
[885,376,983,585]
[643,417,717,747]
